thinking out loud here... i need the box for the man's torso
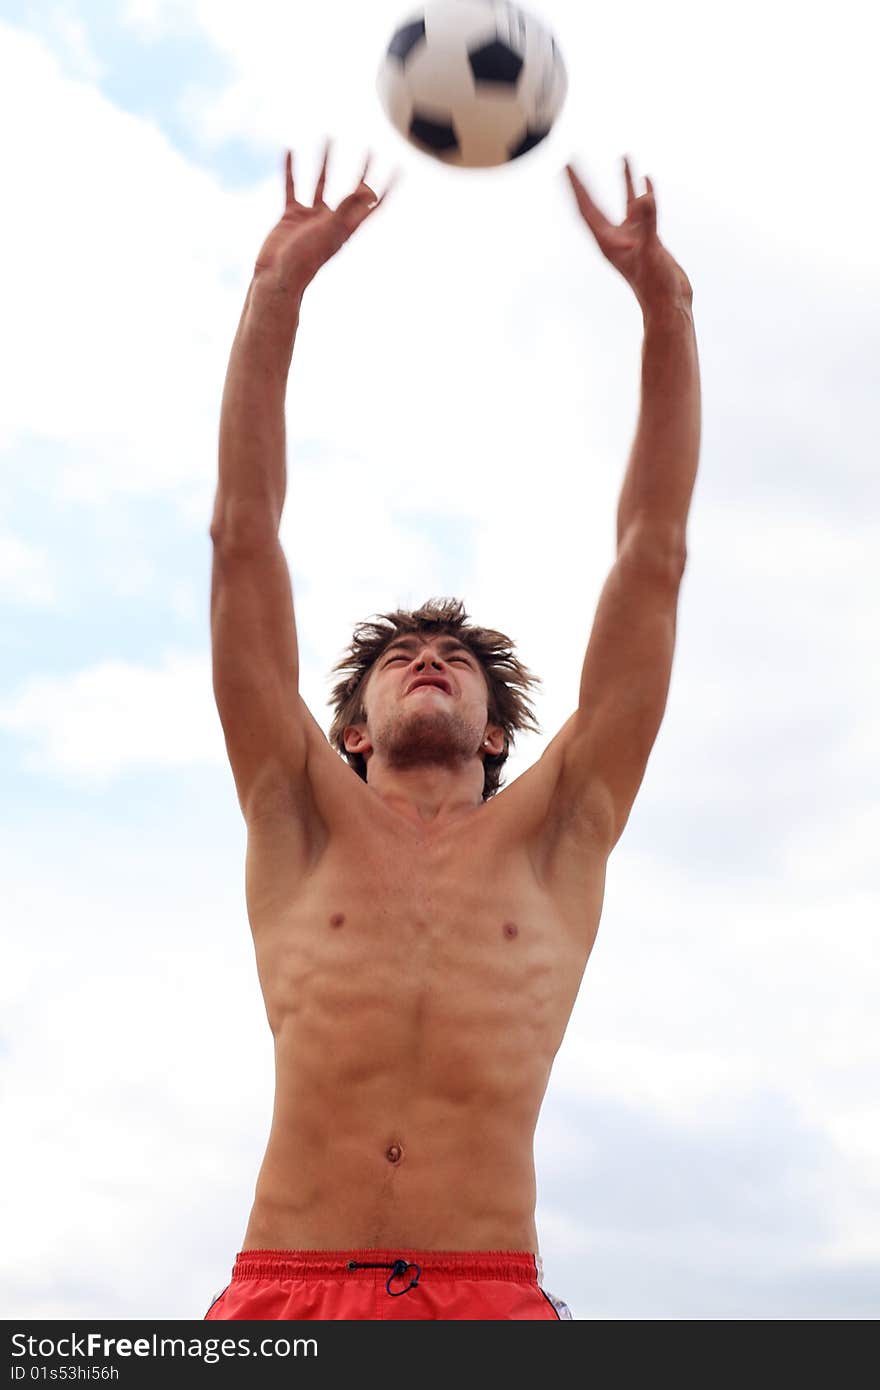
[240,715,610,1253]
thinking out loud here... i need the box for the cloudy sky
[1,0,877,1321]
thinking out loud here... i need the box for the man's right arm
[210,277,308,822]
[209,146,392,822]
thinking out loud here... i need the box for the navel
[329,912,345,929]
[385,1143,403,1165]
[502,921,519,940]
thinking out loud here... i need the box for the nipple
[329,913,345,929]
[502,921,519,940]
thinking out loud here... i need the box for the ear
[344,722,372,757]
[482,725,505,757]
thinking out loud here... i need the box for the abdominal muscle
[243,1040,547,1252]
[239,826,588,1254]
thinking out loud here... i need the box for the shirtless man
[204,144,700,1321]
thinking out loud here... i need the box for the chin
[384,709,477,767]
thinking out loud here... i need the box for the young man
[205,143,700,1320]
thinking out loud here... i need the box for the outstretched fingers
[368,165,402,211]
[624,155,657,236]
[337,161,401,228]
[565,162,613,238]
[353,153,402,211]
[313,138,332,207]
[623,155,636,210]
[638,171,658,238]
[278,138,401,246]
[283,139,403,219]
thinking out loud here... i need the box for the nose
[413,647,446,671]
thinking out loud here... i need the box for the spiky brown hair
[327,597,541,799]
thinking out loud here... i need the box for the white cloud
[46,2,104,83]
[0,532,58,608]
[0,651,222,781]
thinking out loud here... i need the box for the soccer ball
[376,0,568,169]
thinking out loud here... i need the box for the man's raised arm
[545,156,701,849]
[210,145,395,820]
[212,143,394,543]
[212,268,298,549]
[616,298,700,554]
[566,154,700,555]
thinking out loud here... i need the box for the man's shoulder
[496,717,610,831]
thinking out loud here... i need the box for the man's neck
[365,759,486,826]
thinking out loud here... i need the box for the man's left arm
[617,299,701,552]
[550,157,701,849]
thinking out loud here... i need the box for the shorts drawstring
[347,1257,422,1296]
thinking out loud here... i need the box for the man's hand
[565,156,692,316]
[253,141,398,300]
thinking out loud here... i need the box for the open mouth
[407,678,451,696]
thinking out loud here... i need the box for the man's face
[352,632,495,772]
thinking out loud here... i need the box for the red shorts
[204,1249,571,1321]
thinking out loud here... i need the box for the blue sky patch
[5,3,267,186]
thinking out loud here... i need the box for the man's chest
[247,823,601,1058]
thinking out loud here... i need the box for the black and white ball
[376,0,568,169]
